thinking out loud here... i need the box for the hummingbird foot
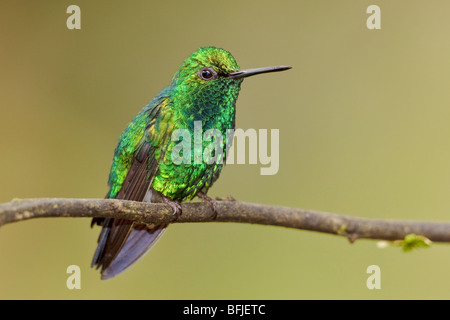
[197,191,218,220]
[162,196,182,219]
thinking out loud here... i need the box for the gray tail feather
[92,189,167,280]
[100,225,166,280]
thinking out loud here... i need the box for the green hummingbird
[91,46,291,279]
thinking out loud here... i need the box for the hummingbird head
[172,46,291,90]
[171,47,242,92]
[169,46,290,125]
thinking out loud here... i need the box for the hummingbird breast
[150,84,240,201]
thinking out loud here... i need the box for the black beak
[227,66,291,79]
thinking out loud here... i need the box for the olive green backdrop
[1,0,450,299]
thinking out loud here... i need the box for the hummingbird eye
[198,67,218,81]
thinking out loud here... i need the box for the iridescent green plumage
[108,47,241,200]
[91,46,290,279]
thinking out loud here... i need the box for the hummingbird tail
[91,188,167,280]
[98,224,166,280]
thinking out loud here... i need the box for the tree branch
[1,197,450,243]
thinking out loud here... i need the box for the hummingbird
[91,46,291,280]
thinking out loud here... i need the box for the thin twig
[1,197,450,243]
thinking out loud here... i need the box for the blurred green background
[1,0,450,299]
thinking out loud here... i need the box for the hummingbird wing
[91,97,173,279]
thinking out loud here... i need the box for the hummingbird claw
[197,191,218,220]
[162,196,182,219]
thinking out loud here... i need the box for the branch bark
[1,197,450,243]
